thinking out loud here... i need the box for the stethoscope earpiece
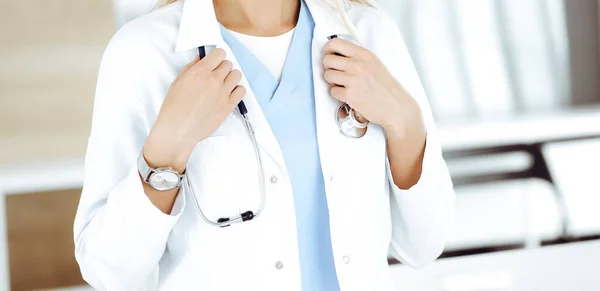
[217,211,254,228]
[327,34,356,43]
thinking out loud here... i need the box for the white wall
[112,0,157,28]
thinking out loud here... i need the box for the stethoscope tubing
[186,46,265,228]
[190,37,368,227]
[186,109,266,228]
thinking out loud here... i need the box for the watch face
[149,169,180,191]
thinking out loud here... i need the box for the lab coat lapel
[174,0,358,174]
[225,47,289,173]
[175,0,288,172]
[303,0,352,177]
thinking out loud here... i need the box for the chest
[152,4,398,290]
[132,2,392,199]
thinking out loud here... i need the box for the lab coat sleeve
[376,13,456,268]
[73,28,186,291]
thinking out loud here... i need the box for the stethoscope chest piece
[328,34,370,139]
[336,103,369,138]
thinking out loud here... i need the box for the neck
[214,0,300,36]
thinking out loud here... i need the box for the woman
[73,0,455,290]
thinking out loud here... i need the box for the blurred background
[0,0,599,290]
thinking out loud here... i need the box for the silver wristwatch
[137,152,185,191]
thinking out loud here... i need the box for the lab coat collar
[175,0,351,53]
[175,0,222,52]
[303,0,351,39]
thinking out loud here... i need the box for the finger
[330,86,349,102]
[181,55,200,74]
[323,54,356,72]
[229,85,246,104]
[196,48,226,71]
[324,38,366,59]
[224,69,243,92]
[173,56,200,83]
[213,60,234,80]
[324,69,351,86]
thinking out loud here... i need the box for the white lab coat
[73,0,455,290]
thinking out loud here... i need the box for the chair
[542,138,600,237]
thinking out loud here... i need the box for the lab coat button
[343,256,350,264]
[329,175,334,181]
[275,261,284,270]
[270,176,278,184]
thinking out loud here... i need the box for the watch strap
[137,152,153,183]
[137,151,185,190]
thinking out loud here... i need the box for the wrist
[383,114,426,143]
[382,100,424,138]
[143,135,191,174]
[382,118,405,139]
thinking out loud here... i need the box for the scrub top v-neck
[220,1,341,291]
[227,28,295,82]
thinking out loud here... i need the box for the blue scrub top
[220,1,341,291]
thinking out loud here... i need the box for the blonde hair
[156,0,373,8]
[156,0,375,43]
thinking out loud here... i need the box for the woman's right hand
[143,48,246,172]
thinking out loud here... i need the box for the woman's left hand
[323,38,425,138]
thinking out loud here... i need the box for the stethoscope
[329,35,370,138]
[188,36,369,228]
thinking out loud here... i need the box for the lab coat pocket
[185,134,260,225]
